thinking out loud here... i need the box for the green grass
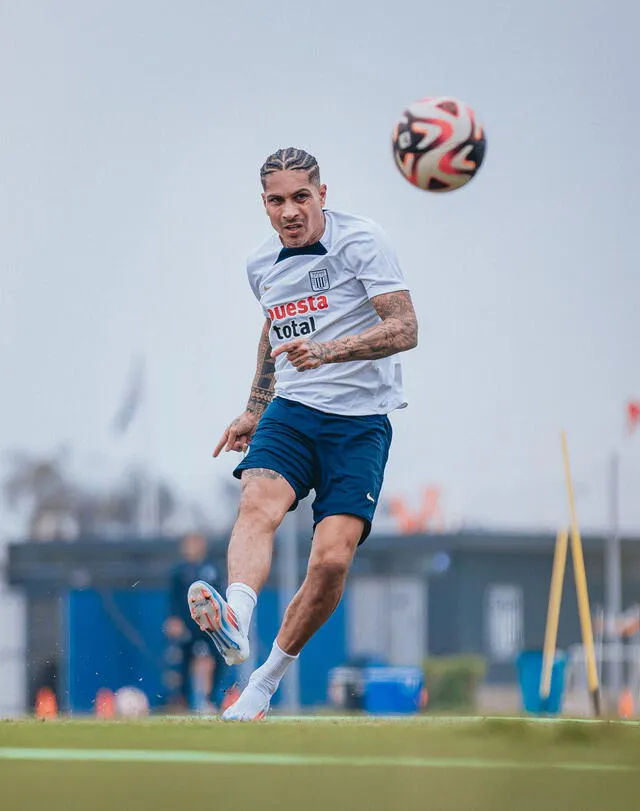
[2,715,640,811]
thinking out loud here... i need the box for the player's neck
[306,211,326,246]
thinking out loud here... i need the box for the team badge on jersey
[309,268,330,292]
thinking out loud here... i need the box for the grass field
[2,715,640,811]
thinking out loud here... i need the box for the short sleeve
[246,262,261,301]
[347,224,409,300]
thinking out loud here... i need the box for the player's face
[262,170,327,248]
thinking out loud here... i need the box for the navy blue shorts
[233,397,392,543]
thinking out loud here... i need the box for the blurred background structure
[4,512,640,717]
[1,0,640,720]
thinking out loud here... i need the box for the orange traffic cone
[618,688,635,719]
[95,688,116,718]
[34,687,58,719]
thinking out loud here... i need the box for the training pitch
[2,715,640,811]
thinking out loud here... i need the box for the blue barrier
[65,587,347,713]
[66,589,169,713]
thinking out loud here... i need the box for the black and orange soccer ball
[392,96,486,192]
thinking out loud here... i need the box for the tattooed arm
[320,290,418,363]
[213,319,275,456]
[246,318,276,417]
[271,290,418,372]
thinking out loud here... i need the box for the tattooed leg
[226,468,295,591]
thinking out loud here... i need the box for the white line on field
[0,748,635,772]
[169,713,640,727]
[7,714,640,729]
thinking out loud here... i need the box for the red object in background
[627,401,640,434]
[618,687,635,719]
[387,487,445,534]
[34,687,58,719]
[95,687,116,718]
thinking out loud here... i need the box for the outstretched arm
[272,290,418,371]
[213,319,275,456]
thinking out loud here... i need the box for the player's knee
[308,549,352,586]
[238,481,288,531]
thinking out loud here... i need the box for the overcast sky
[1,0,639,537]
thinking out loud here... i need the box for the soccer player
[188,147,418,720]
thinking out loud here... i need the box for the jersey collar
[275,240,327,264]
[274,210,330,264]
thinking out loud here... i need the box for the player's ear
[261,192,267,209]
[318,184,327,205]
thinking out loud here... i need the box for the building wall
[427,549,609,683]
[0,537,26,716]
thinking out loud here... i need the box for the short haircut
[260,147,321,188]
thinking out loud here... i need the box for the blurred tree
[2,449,179,540]
[3,447,77,540]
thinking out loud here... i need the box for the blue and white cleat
[187,580,250,666]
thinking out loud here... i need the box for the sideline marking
[0,747,635,772]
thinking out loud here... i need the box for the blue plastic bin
[516,650,567,715]
[362,666,424,715]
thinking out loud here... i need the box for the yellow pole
[540,528,569,699]
[561,430,601,716]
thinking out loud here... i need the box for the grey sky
[2,0,639,536]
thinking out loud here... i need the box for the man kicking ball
[188,147,418,720]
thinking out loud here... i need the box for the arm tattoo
[314,290,418,364]
[246,319,275,416]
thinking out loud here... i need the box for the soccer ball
[392,96,486,192]
[114,686,150,717]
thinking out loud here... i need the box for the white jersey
[246,209,410,416]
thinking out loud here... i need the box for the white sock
[226,582,257,635]
[250,640,299,696]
